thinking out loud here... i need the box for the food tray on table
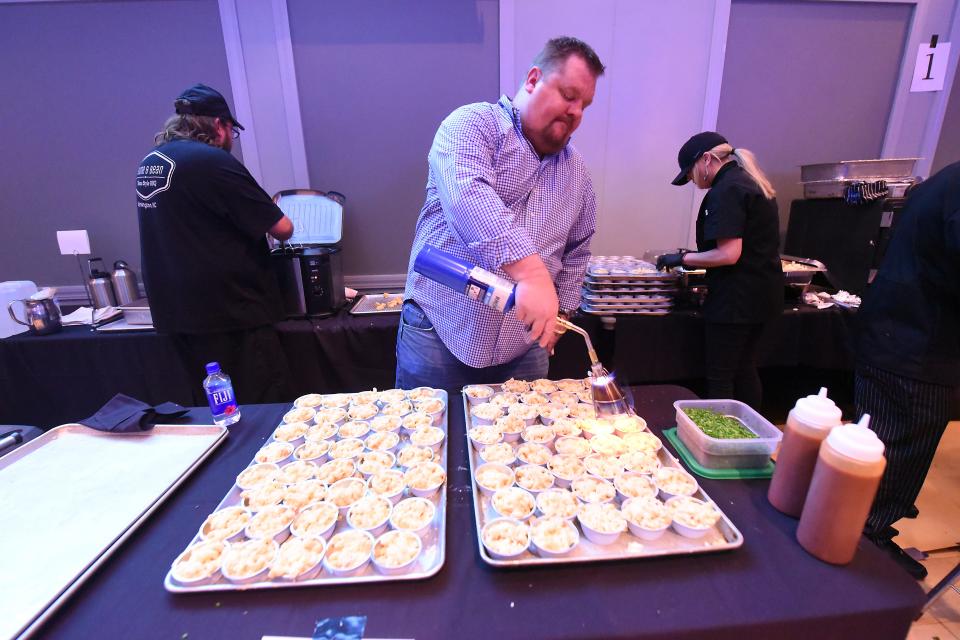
[461,379,743,568]
[780,255,827,288]
[164,388,449,592]
[580,304,671,316]
[349,292,405,314]
[586,255,679,283]
[585,273,679,284]
[580,290,673,305]
[580,302,673,311]
[2,424,227,640]
[583,282,679,294]
[580,299,673,310]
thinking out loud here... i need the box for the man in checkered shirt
[397,37,604,390]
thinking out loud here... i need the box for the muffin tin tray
[580,304,671,316]
[461,389,743,568]
[2,424,228,640]
[164,390,448,592]
[580,290,673,305]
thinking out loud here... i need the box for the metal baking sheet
[462,390,743,568]
[1,424,227,640]
[800,158,918,182]
[95,316,155,332]
[165,390,449,592]
[349,293,404,315]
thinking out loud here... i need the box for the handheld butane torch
[413,246,630,416]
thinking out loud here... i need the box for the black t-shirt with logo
[695,163,784,323]
[136,139,283,334]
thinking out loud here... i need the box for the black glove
[656,252,686,271]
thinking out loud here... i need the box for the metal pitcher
[8,293,62,335]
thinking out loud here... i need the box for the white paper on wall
[910,42,951,92]
[56,229,91,255]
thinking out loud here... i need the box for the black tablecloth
[0,305,848,429]
[613,304,857,384]
[35,385,923,640]
[0,311,596,429]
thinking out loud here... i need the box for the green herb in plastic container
[684,408,757,439]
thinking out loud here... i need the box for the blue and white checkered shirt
[404,95,597,368]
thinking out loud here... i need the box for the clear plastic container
[674,400,782,469]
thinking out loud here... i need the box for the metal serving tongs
[555,317,630,417]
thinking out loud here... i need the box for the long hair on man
[155,114,221,146]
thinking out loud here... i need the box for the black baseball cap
[174,84,244,130]
[671,131,727,185]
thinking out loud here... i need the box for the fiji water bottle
[203,362,241,426]
[414,246,517,312]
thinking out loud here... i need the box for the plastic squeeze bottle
[796,414,886,565]
[768,387,843,517]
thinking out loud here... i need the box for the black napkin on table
[79,393,189,432]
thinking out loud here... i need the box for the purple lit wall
[717,0,913,236]
[932,66,960,174]
[288,0,499,276]
[0,0,233,287]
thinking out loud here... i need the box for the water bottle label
[207,386,238,416]
[466,268,515,312]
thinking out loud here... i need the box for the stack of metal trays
[580,256,678,316]
[800,158,918,200]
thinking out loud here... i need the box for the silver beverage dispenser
[110,260,140,306]
[87,258,117,308]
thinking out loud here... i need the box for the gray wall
[0,0,234,287]
[502,0,722,257]
[288,0,499,276]
[717,0,912,235]
[0,0,954,288]
[932,64,960,174]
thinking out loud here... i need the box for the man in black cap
[136,83,294,404]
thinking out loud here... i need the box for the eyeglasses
[230,126,241,139]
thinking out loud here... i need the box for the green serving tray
[663,428,775,480]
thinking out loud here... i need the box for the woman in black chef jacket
[657,131,783,410]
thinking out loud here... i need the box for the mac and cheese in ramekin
[481,519,530,557]
[268,536,326,579]
[572,476,616,504]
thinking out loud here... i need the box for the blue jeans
[395,301,548,390]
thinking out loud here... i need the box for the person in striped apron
[854,160,960,580]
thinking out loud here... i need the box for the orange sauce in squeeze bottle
[796,414,886,565]
[768,387,843,517]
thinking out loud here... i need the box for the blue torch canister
[414,246,517,313]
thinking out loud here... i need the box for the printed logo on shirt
[136,151,176,202]
[704,209,709,216]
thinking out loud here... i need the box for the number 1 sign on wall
[910,35,951,93]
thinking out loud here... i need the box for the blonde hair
[707,143,776,200]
